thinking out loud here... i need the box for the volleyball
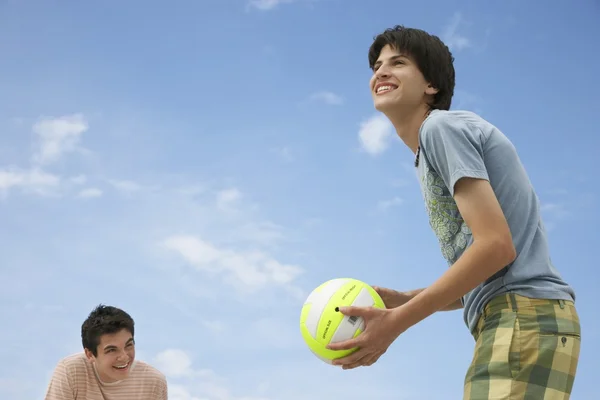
[299,278,386,364]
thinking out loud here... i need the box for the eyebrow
[374,54,408,68]
[103,338,134,351]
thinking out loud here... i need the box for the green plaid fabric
[463,293,581,400]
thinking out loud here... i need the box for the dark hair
[368,25,456,111]
[81,304,135,356]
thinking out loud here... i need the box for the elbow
[477,235,517,268]
[495,236,517,266]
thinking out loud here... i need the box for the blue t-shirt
[416,109,575,333]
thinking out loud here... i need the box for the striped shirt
[44,353,168,400]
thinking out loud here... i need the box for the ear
[84,348,95,361]
[425,83,439,96]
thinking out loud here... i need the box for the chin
[373,99,396,113]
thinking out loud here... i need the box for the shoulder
[131,360,167,383]
[420,110,489,146]
[56,352,90,372]
[49,352,92,388]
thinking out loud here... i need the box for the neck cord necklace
[414,109,433,168]
[414,146,421,167]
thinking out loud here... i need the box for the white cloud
[0,114,94,198]
[309,90,344,105]
[161,235,303,293]
[154,349,270,400]
[377,196,403,211]
[77,187,103,198]
[31,113,88,165]
[216,188,242,213]
[442,12,471,52]
[108,179,144,194]
[247,0,294,11]
[0,166,60,196]
[154,349,196,378]
[358,114,394,155]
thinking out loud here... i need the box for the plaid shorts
[463,293,581,400]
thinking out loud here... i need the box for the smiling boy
[45,304,168,400]
[327,26,581,399]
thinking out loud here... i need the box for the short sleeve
[154,374,169,400]
[44,360,75,400]
[419,113,489,196]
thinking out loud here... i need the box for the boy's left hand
[326,305,409,369]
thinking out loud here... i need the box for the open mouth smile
[375,83,398,95]
[113,362,130,371]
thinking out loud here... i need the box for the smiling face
[85,328,136,383]
[369,44,438,115]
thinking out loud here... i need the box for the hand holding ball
[299,278,386,364]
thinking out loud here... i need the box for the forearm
[393,238,515,328]
[403,288,462,311]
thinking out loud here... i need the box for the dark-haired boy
[45,304,168,400]
[328,26,581,399]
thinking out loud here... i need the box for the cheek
[96,356,112,370]
[369,76,377,90]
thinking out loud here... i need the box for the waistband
[472,292,575,338]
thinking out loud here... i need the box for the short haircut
[368,25,456,110]
[81,304,135,356]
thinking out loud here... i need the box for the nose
[373,67,391,85]
[375,62,392,77]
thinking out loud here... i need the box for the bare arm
[391,177,516,328]
[385,287,462,311]
[407,288,463,311]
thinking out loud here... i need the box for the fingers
[326,337,361,351]
[337,305,370,317]
[333,350,382,370]
[332,348,368,368]
[359,353,381,368]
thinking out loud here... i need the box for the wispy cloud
[270,146,294,162]
[357,114,394,156]
[153,348,271,400]
[309,90,344,105]
[216,187,242,213]
[247,0,295,11]
[453,89,484,113]
[0,114,91,198]
[377,196,403,211]
[0,167,60,197]
[161,234,304,294]
[442,12,471,52]
[31,113,88,166]
[107,179,146,194]
[76,187,103,198]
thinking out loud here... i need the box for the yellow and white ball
[299,278,386,364]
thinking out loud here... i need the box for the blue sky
[1,0,598,399]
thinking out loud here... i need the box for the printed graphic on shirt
[420,161,471,265]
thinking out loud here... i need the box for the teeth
[376,85,395,94]
[114,363,129,369]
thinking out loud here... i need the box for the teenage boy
[45,304,168,400]
[327,25,581,399]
